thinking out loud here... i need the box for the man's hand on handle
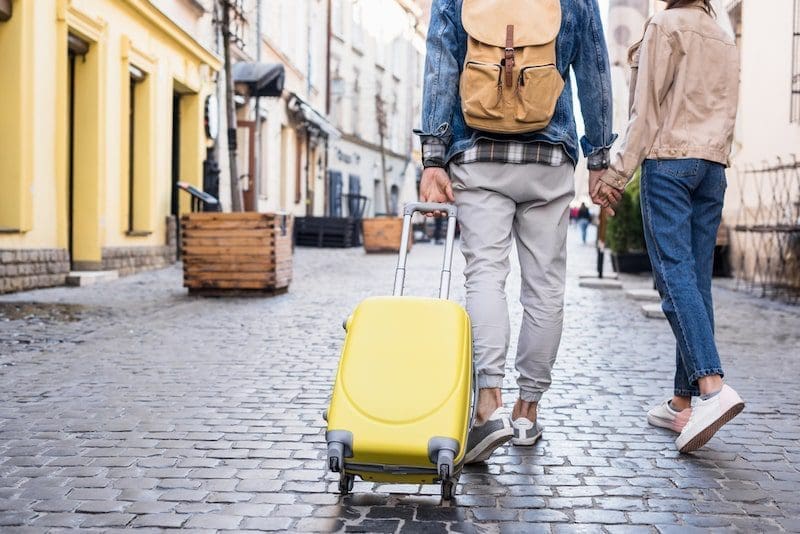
[419,167,455,217]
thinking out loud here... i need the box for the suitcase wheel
[338,473,355,495]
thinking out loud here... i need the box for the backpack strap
[504,25,515,87]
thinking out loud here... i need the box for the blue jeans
[578,219,590,243]
[640,159,726,397]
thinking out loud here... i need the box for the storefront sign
[204,95,219,141]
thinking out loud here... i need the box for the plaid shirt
[422,137,568,168]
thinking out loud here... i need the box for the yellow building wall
[0,0,219,263]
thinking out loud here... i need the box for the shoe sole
[464,429,513,464]
[678,402,745,453]
[511,428,543,447]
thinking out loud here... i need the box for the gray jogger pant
[450,161,575,402]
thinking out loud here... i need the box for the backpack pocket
[514,65,564,126]
[460,61,503,120]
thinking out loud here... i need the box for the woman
[593,0,744,453]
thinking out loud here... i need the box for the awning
[288,92,341,139]
[232,62,285,97]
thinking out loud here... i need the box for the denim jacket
[415,0,617,167]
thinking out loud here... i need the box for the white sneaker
[647,400,692,433]
[675,384,745,453]
[511,417,543,446]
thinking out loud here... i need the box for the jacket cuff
[580,134,619,160]
[600,168,628,190]
[420,137,447,168]
[587,149,610,170]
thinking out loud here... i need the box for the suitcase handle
[393,202,458,299]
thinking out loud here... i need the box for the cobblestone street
[1,227,799,533]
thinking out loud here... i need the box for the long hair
[627,0,716,64]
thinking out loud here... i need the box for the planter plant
[605,170,652,274]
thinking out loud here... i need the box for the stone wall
[101,216,178,276]
[0,249,70,294]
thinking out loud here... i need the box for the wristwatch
[587,149,610,171]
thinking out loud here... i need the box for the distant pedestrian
[576,202,591,244]
[592,0,744,452]
[433,216,444,245]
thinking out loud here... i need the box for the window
[793,0,800,122]
[351,68,360,135]
[332,0,344,38]
[127,65,145,233]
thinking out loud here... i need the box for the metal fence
[730,157,800,304]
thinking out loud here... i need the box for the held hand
[588,169,605,199]
[419,167,455,217]
[591,181,624,216]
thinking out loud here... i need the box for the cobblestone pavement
[1,227,799,533]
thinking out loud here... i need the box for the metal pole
[439,214,457,299]
[221,0,243,212]
[253,0,263,209]
[393,213,412,296]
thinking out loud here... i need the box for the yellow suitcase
[325,202,473,501]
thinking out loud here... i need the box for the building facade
[326,0,426,218]
[722,0,800,299]
[208,0,335,219]
[0,0,219,293]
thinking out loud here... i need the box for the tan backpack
[460,0,564,134]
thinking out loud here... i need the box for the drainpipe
[325,0,332,115]
[254,0,263,209]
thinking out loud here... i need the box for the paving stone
[574,509,628,524]
[131,513,189,528]
[79,513,135,527]
[184,514,243,529]
[241,517,294,531]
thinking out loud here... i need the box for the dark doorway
[347,174,361,216]
[328,170,343,217]
[170,92,182,219]
[67,34,89,268]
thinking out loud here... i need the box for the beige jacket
[601,5,740,190]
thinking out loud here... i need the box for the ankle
[697,375,724,396]
[512,399,538,422]
[670,396,691,411]
[476,388,502,423]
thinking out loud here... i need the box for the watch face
[205,95,219,140]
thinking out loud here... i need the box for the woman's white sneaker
[647,400,692,433]
[675,384,745,453]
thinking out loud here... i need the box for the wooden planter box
[181,212,293,296]
[362,217,411,253]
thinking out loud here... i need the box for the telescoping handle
[393,202,458,299]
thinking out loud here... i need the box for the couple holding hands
[415,0,744,464]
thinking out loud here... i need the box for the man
[416,0,616,463]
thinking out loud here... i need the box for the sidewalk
[1,227,799,533]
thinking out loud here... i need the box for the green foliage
[605,170,646,254]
